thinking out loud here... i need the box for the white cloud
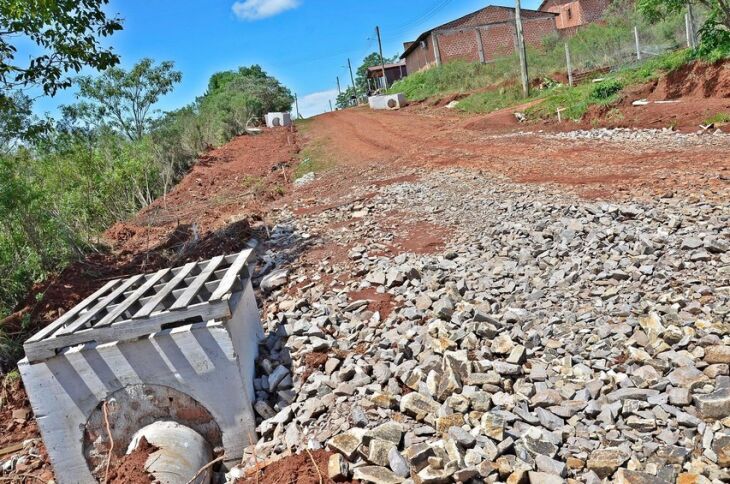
[294,88,338,118]
[232,0,300,20]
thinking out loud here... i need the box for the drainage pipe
[127,421,213,484]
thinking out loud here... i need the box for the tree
[0,0,122,116]
[71,59,183,140]
[356,52,400,92]
[638,0,730,55]
[335,86,359,109]
[0,92,47,153]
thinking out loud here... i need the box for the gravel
[229,161,729,483]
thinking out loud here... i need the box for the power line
[386,0,456,37]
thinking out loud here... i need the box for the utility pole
[376,25,387,90]
[686,3,697,49]
[348,58,358,105]
[294,94,301,119]
[329,100,333,112]
[514,0,529,98]
[336,76,341,95]
[564,43,573,87]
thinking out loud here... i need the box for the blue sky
[32,0,543,119]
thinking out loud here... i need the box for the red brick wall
[438,30,481,63]
[403,6,560,72]
[541,0,609,29]
[434,17,558,63]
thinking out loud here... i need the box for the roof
[24,249,254,362]
[400,5,557,59]
[367,62,406,72]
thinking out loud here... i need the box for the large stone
[353,465,405,484]
[388,447,410,478]
[368,439,398,467]
[481,412,506,441]
[615,469,669,483]
[667,367,709,389]
[415,464,454,484]
[404,443,436,472]
[705,346,730,364]
[587,448,630,478]
[328,429,366,460]
[328,453,349,481]
[606,388,659,403]
[366,422,404,446]
[401,393,440,421]
[436,413,465,432]
[261,269,289,292]
[694,387,730,419]
[528,471,565,483]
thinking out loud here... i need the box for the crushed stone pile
[232,166,730,484]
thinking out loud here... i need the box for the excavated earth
[2,70,730,483]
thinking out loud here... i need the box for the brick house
[400,5,558,73]
[366,61,408,91]
[538,0,611,31]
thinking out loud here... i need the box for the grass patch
[457,85,525,113]
[390,58,520,101]
[703,112,730,124]
[294,138,334,180]
[454,49,693,121]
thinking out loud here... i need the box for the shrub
[590,79,624,100]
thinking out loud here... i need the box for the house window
[567,7,572,19]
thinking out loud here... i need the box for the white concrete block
[265,112,292,128]
[368,93,408,110]
[19,280,262,484]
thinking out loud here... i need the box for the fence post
[634,26,642,61]
[432,32,442,67]
[564,43,574,87]
[686,4,697,49]
[476,29,486,63]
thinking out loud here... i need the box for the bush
[590,79,624,100]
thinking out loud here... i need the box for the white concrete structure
[368,93,408,110]
[19,250,262,484]
[265,112,292,128]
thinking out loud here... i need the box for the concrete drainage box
[368,93,407,110]
[265,112,292,128]
[19,250,263,484]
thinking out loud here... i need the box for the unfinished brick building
[539,0,611,32]
[401,5,558,73]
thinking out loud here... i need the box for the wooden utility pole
[514,0,529,98]
[348,58,358,105]
[376,26,387,90]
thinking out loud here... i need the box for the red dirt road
[301,107,728,201]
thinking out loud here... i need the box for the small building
[401,5,558,73]
[538,0,611,32]
[366,61,408,91]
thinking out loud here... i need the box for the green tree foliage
[335,86,359,109]
[638,0,730,56]
[70,59,183,140]
[0,63,294,365]
[0,0,122,123]
[190,65,294,145]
